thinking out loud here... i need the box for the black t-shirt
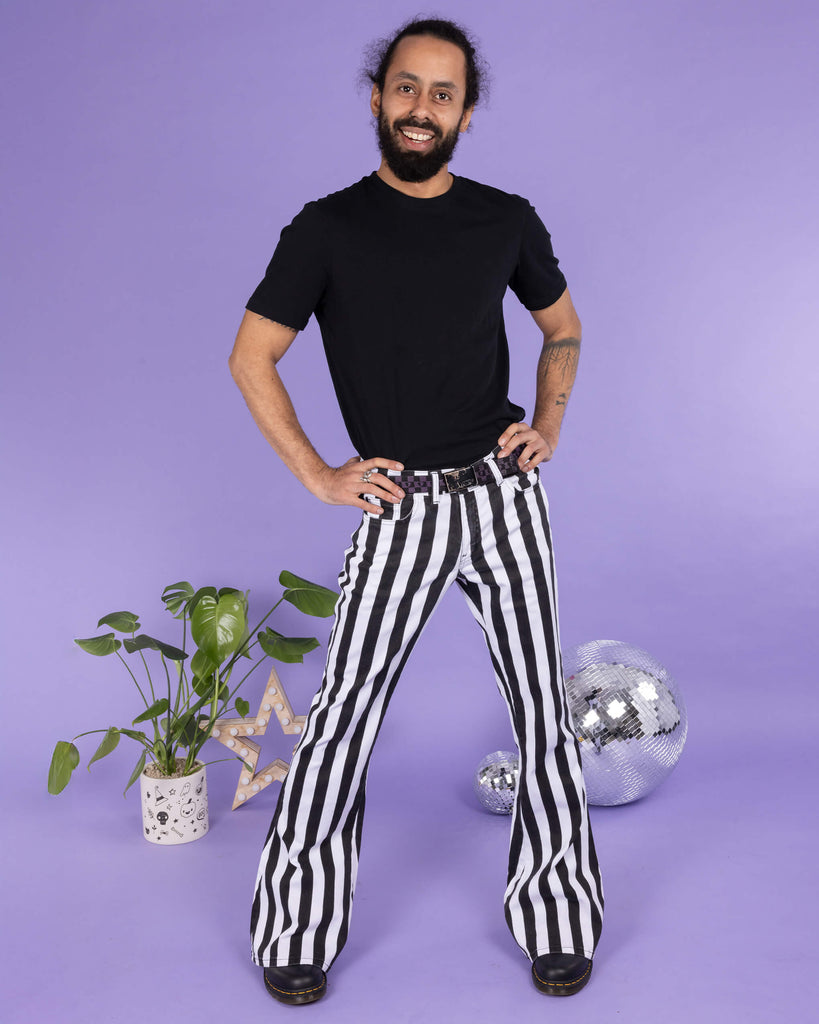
[247,172,567,469]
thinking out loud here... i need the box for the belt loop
[431,471,441,504]
[487,456,504,485]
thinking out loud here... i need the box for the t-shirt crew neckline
[368,170,460,206]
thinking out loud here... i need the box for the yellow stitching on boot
[533,961,592,987]
[264,972,326,996]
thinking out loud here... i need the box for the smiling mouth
[400,127,435,143]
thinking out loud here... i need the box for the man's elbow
[228,342,256,387]
[566,313,582,342]
[544,320,582,347]
[561,304,582,341]
[228,347,242,381]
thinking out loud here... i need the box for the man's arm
[228,310,405,513]
[497,288,582,470]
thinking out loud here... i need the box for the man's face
[371,35,473,183]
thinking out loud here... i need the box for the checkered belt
[390,445,528,495]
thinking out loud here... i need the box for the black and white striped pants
[250,452,604,970]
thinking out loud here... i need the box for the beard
[376,110,463,183]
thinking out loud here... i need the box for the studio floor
[4,651,813,1024]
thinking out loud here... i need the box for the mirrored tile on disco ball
[563,642,688,806]
[473,750,519,814]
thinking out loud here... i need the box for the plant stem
[172,661,185,719]
[134,647,162,750]
[179,612,190,706]
[196,756,258,769]
[73,728,155,756]
[161,654,174,771]
[249,597,284,641]
[191,667,222,776]
[224,597,284,675]
[226,652,270,703]
[137,648,157,704]
[115,650,150,708]
[72,728,109,740]
[160,651,174,757]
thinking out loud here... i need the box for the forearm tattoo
[539,337,580,406]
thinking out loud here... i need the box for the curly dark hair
[362,16,489,111]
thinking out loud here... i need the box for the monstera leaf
[74,633,122,657]
[190,590,248,666]
[123,635,187,661]
[48,741,80,794]
[97,612,141,633]
[161,581,195,619]
[258,628,320,663]
[280,571,337,617]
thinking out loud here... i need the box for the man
[229,17,604,1006]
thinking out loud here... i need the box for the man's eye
[436,93,451,102]
[398,84,414,93]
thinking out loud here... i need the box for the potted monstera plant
[48,572,336,844]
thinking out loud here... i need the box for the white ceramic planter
[139,761,209,845]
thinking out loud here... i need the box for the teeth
[401,129,433,142]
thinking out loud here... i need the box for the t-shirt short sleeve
[508,203,568,311]
[245,202,327,331]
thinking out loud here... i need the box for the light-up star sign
[208,666,307,810]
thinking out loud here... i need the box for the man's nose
[409,98,433,122]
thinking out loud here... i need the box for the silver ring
[361,468,374,483]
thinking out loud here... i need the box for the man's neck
[375,160,454,198]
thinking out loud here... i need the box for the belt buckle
[441,465,477,493]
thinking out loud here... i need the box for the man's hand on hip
[498,422,556,470]
[309,456,406,514]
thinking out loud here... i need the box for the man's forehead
[385,35,467,89]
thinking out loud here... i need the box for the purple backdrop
[2,1,817,1021]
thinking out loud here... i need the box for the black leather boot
[262,964,327,1004]
[531,953,593,995]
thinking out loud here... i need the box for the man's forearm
[230,354,329,491]
[531,335,581,454]
[229,310,405,512]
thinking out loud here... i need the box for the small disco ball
[563,640,688,806]
[474,750,519,814]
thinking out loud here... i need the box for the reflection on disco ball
[563,640,688,806]
[474,750,519,814]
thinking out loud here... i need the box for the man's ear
[459,105,474,133]
[370,84,382,119]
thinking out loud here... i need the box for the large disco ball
[474,750,519,814]
[563,640,688,806]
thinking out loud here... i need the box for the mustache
[393,117,442,139]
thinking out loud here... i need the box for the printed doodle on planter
[139,763,209,845]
